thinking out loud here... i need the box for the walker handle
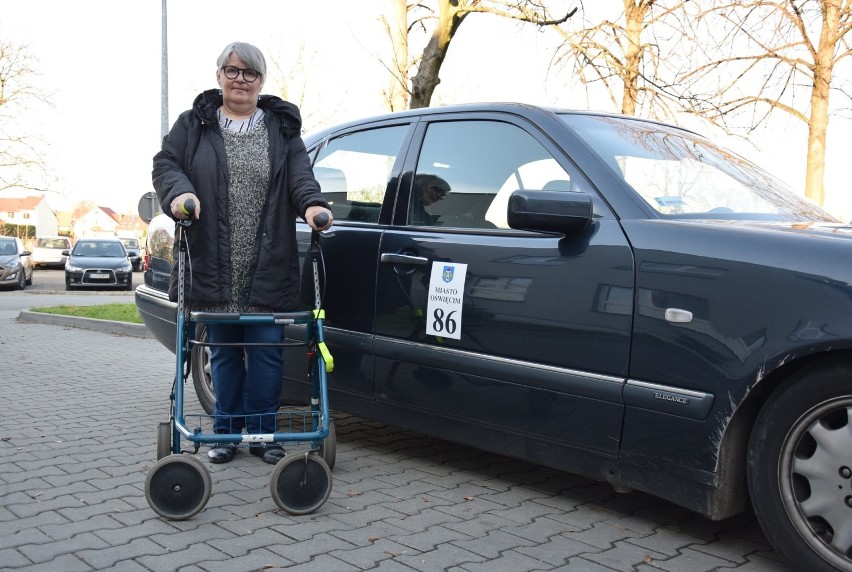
[312,211,329,228]
[177,199,196,228]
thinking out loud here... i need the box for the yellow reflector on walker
[312,309,326,319]
[318,342,334,372]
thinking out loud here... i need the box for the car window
[0,239,16,255]
[36,238,70,249]
[408,120,580,229]
[313,126,408,224]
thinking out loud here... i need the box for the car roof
[303,102,701,142]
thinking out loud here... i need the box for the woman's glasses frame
[221,65,260,83]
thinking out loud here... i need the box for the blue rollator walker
[144,201,335,520]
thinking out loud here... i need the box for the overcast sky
[4,0,851,220]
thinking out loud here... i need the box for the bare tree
[382,0,411,111]
[381,0,577,110]
[549,1,694,119]
[268,42,344,133]
[0,39,52,193]
[680,0,852,205]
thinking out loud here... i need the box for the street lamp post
[138,0,168,223]
[161,0,169,139]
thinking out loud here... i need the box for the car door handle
[380,253,429,266]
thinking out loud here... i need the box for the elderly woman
[152,41,332,465]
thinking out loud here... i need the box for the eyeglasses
[430,186,448,200]
[221,65,260,83]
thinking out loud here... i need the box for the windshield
[560,114,836,222]
[120,238,139,248]
[36,238,69,249]
[73,241,126,257]
[0,238,17,255]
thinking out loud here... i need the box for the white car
[32,236,72,268]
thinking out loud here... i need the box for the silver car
[0,236,33,290]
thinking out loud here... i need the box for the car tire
[191,325,216,414]
[25,270,32,286]
[17,271,25,290]
[747,357,852,572]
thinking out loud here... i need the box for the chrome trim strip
[374,334,625,385]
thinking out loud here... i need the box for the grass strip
[30,303,143,324]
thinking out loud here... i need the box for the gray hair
[216,42,267,79]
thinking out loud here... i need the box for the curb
[17,310,153,338]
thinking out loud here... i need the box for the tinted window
[408,120,579,229]
[73,241,125,257]
[313,126,408,224]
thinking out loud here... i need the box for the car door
[284,119,416,403]
[373,111,636,455]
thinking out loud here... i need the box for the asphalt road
[0,268,136,316]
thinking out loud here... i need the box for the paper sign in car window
[426,262,468,340]
[655,196,686,208]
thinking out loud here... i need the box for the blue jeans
[206,322,285,435]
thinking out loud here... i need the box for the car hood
[0,254,20,265]
[685,219,852,239]
[68,255,129,268]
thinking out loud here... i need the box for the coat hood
[192,88,303,137]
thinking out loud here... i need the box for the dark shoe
[250,444,285,465]
[207,444,237,464]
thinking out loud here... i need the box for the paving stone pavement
[0,313,794,571]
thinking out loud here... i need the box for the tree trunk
[621,0,652,116]
[804,1,839,206]
[409,0,468,109]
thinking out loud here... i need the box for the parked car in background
[0,236,33,290]
[118,236,143,271]
[135,103,852,572]
[31,236,72,268]
[65,237,132,291]
[142,215,174,293]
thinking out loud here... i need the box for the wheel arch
[711,349,852,518]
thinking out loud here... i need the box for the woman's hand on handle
[171,193,200,220]
[306,206,333,231]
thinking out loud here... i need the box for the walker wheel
[156,422,171,460]
[145,455,211,520]
[269,452,332,515]
[318,419,336,470]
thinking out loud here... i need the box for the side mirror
[21,250,32,257]
[507,190,593,236]
[62,250,70,256]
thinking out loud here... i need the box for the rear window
[36,238,70,249]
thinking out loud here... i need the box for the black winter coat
[152,89,327,310]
